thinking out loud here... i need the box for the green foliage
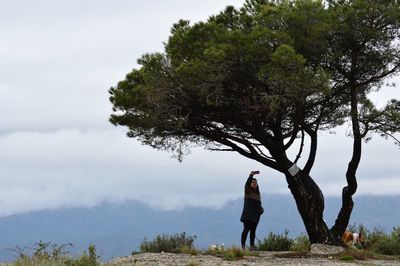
[258,229,294,251]
[64,245,99,266]
[222,246,247,261]
[139,232,197,254]
[109,0,400,167]
[9,242,99,266]
[205,245,257,261]
[344,224,400,256]
[369,226,400,256]
[339,255,355,261]
[361,227,384,249]
[290,234,310,252]
[179,245,199,256]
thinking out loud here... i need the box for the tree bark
[330,81,360,242]
[285,170,333,244]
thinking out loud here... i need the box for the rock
[310,244,344,255]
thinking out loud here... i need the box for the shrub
[344,225,400,256]
[258,229,293,251]
[206,243,225,256]
[290,234,310,252]
[363,227,386,249]
[65,245,99,266]
[10,242,99,266]
[205,246,255,261]
[222,246,247,261]
[11,241,73,266]
[372,238,398,255]
[139,232,197,253]
[179,245,199,255]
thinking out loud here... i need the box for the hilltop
[107,251,400,266]
[0,194,399,262]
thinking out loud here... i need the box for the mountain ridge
[0,194,399,262]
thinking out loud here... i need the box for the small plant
[139,232,197,253]
[222,246,247,261]
[372,237,400,255]
[206,243,225,256]
[178,245,199,255]
[205,246,255,261]
[8,242,99,266]
[258,229,293,251]
[10,241,74,265]
[363,227,385,249]
[360,226,400,255]
[290,234,310,252]
[340,255,355,261]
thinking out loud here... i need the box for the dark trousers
[241,220,258,247]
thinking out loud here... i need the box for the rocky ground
[107,251,400,266]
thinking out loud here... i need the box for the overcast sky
[1,0,399,217]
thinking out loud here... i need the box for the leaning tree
[109,0,400,244]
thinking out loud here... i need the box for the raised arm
[245,170,259,187]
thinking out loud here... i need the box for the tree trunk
[330,185,355,243]
[330,80,360,242]
[284,170,334,244]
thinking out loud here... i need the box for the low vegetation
[7,241,99,266]
[138,232,197,254]
[2,225,400,264]
[257,229,294,251]
[205,245,255,261]
[135,226,400,261]
[348,224,400,256]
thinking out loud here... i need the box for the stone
[310,243,344,255]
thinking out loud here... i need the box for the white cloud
[0,126,398,217]
[0,128,267,216]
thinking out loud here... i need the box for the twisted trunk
[285,169,332,244]
[330,80,361,242]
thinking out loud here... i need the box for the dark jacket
[240,174,264,224]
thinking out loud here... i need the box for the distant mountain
[0,194,399,262]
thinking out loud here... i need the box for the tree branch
[294,129,305,164]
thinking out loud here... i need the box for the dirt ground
[107,251,400,266]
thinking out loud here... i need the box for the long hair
[251,178,261,195]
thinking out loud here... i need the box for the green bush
[10,242,99,266]
[361,227,384,249]
[369,227,400,256]
[372,238,399,255]
[258,229,293,251]
[205,245,256,261]
[223,246,246,261]
[139,232,197,253]
[65,245,99,266]
[347,224,400,256]
[290,234,310,252]
[179,245,199,255]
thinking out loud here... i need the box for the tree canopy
[109,0,400,243]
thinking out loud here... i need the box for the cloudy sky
[1,0,399,217]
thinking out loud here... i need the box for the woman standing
[240,170,264,251]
